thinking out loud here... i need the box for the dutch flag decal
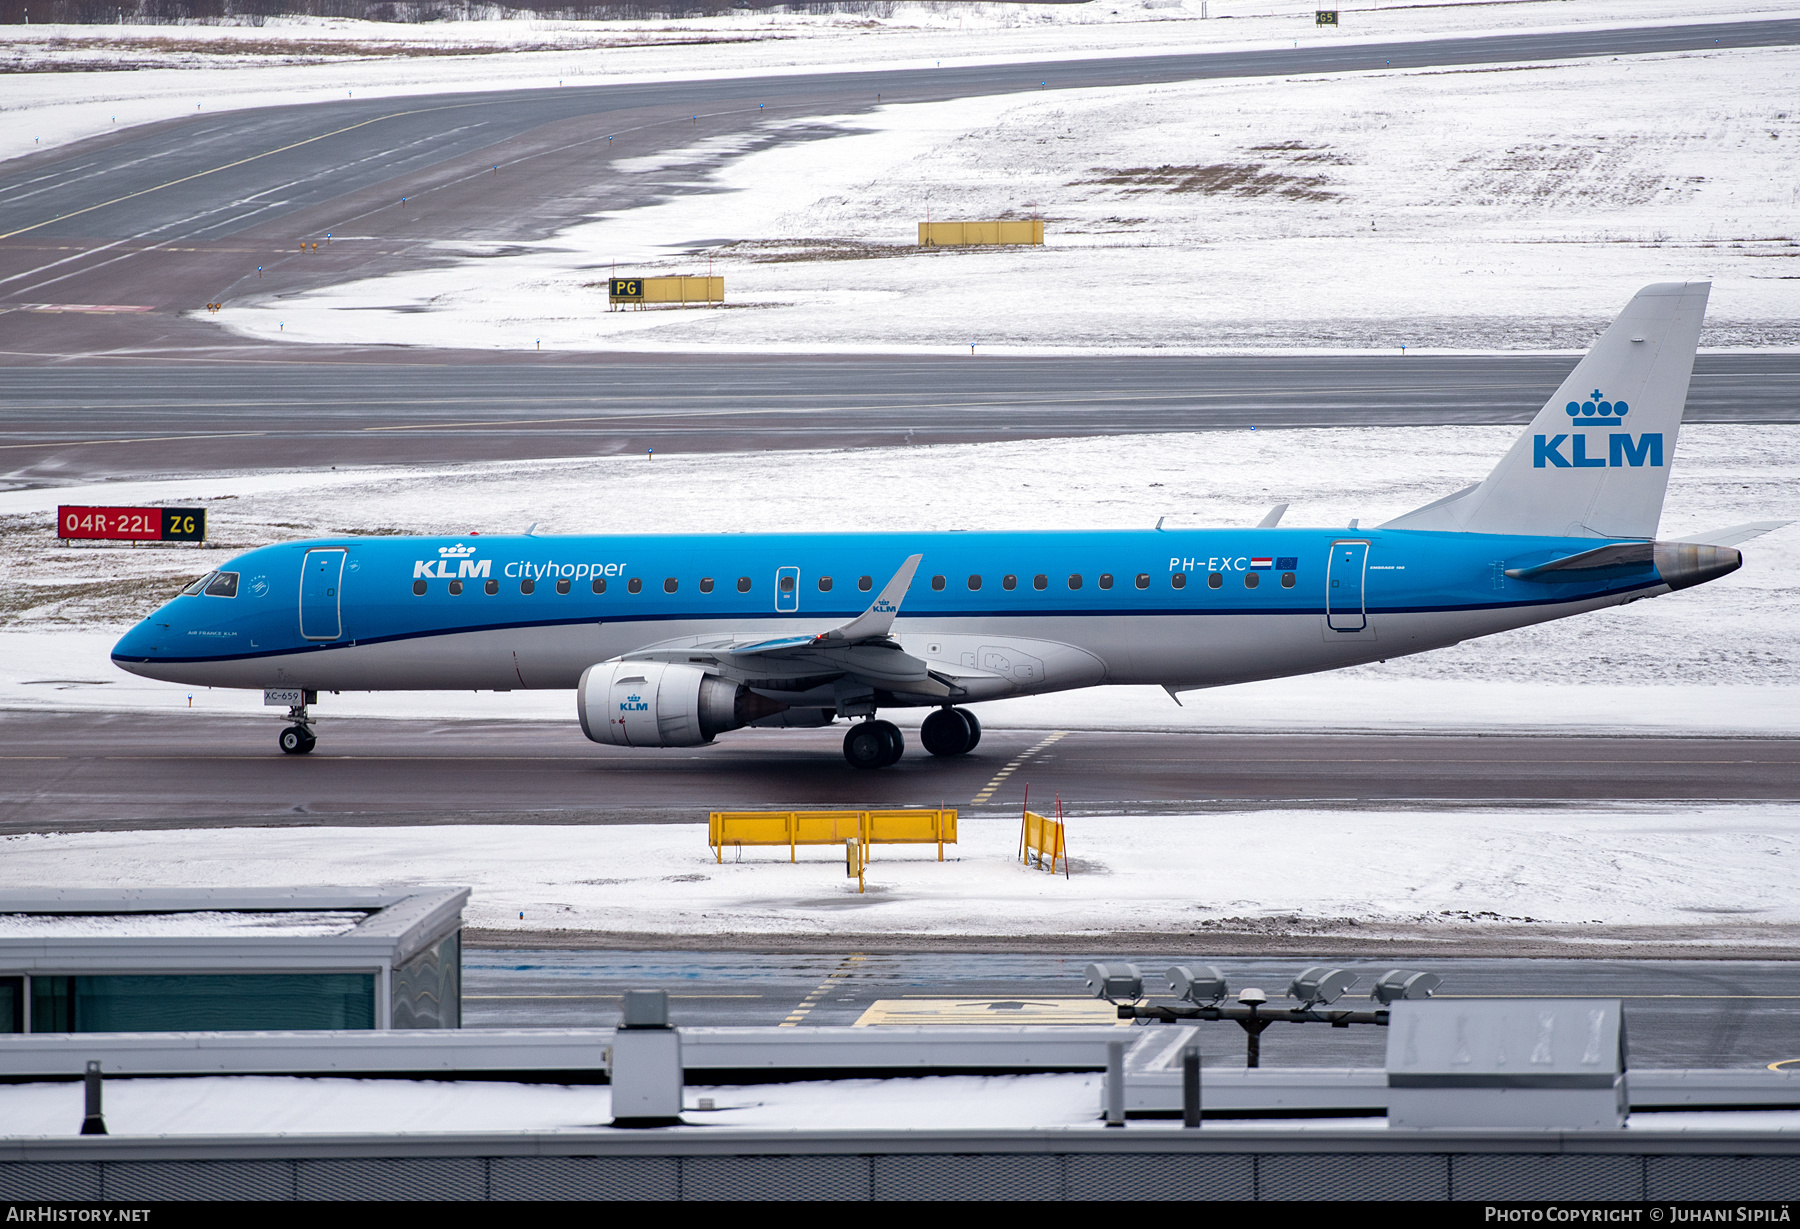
[1250,557,1274,570]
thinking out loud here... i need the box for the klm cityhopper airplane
[114,282,1780,767]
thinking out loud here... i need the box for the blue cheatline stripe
[110,581,1658,667]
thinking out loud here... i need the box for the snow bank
[3,806,1795,939]
[0,910,366,938]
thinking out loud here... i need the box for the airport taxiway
[1,354,1795,485]
[462,950,1800,1071]
[3,19,1795,364]
[2,710,1794,831]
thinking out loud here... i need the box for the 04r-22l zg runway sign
[58,505,205,542]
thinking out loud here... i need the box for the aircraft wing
[616,553,960,698]
[731,554,923,654]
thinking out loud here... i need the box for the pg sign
[609,278,643,303]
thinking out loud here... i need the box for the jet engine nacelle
[577,660,784,747]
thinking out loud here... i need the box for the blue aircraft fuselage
[113,526,1661,693]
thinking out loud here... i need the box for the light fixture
[1288,966,1358,1007]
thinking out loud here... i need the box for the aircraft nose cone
[111,617,167,671]
[1653,542,1742,592]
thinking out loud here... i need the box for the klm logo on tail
[1534,390,1663,469]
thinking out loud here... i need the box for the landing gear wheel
[279,725,316,755]
[844,719,903,769]
[875,720,904,767]
[954,707,981,752]
[921,708,976,757]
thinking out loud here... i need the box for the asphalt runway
[1,18,1795,363]
[2,710,1794,831]
[461,951,1800,1071]
[2,354,1794,485]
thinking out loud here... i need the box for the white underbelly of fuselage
[117,588,1650,700]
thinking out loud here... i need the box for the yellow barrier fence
[609,275,724,308]
[1020,802,1070,878]
[918,220,1044,247]
[846,838,867,893]
[709,809,958,864]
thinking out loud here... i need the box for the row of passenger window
[414,575,753,597]
[413,570,1299,597]
[928,572,1297,591]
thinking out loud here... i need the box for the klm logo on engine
[1534,390,1663,469]
[412,542,491,580]
[620,692,649,713]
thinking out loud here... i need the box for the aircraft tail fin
[1384,281,1710,539]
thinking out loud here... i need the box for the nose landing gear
[278,691,317,755]
[843,719,903,769]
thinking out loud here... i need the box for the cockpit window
[203,571,239,598]
[181,572,217,596]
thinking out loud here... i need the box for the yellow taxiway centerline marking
[777,953,865,1028]
[971,730,1066,804]
[463,994,762,1001]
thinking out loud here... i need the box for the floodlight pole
[1116,1002,1390,1068]
[1240,1010,1274,1068]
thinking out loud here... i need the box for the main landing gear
[921,707,981,758]
[842,708,981,769]
[278,693,317,755]
[843,719,903,770]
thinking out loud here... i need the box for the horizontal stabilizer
[1676,520,1791,548]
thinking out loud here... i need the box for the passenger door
[300,548,347,641]
[1326,541,1369,632]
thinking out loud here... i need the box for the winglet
[1256,503,1288,529]
[820,553,923,643]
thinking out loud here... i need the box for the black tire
[920,708,974,757]
[875,720,904,767]
[954,707,981,752]
[279,726,314,755]
[843,722,890,769]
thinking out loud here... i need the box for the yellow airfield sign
[853,998,1131,1027]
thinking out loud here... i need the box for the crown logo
[1565,389,1630,427]
[437,543,478,558]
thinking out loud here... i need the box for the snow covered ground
[3,804,1795,941]
[0,910,366,938]
[6,1,1793,160]
[1,1072,1792,1136]
[2,424,1794,735]
[6,4,1796,353]
[197,44,1800,355]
